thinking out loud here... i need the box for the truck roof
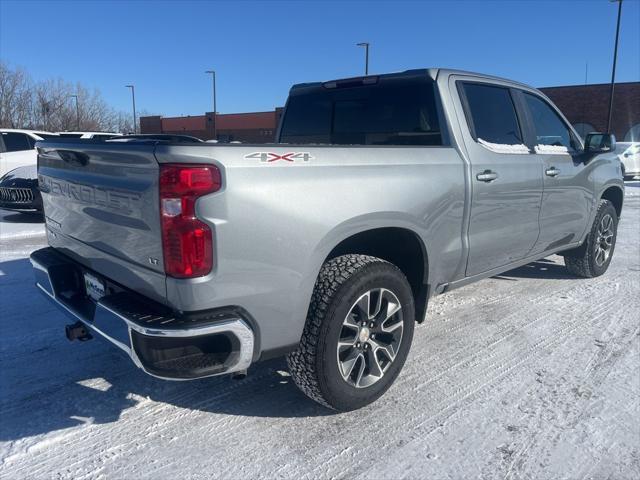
[290,68,534,93]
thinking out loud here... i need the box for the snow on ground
[1,185,639,479]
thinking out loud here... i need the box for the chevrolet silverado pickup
[31,68,624,411]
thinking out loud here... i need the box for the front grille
[0,187,34,204]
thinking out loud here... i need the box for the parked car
[0,165,42,213]
[616,142,640,179]
[0,129,59,177]
[31,68,623,411]
[0,129,59,213]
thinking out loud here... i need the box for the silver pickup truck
[31,68,624,411]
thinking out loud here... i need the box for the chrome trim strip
[96,301,254,377]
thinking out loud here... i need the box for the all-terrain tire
[286,254,415,411]
[563,199,618,278]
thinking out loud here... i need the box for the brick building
[140,81,639,144]
[540,81,639,142]
[140,108,283,143]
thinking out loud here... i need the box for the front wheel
[563,199,618,278]
[287,254,415,411]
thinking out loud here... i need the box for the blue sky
[1,0,639,117]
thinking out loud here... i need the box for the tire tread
[564,199,616,278]
[286,254,394,409]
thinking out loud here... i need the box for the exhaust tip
[231,370,247,380]
[65,322,93,342]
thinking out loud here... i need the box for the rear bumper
[30,247,254,380]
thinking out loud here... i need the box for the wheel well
[601,186,623,218]
[326,228,429,323]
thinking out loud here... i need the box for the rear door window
[1,132,33,152]
[460,83,523,145]
[280,78,443,146]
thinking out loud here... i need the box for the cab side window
[1,132,33,152]
[460,83,523,145]
[523,93,579,151]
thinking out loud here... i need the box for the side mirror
[584,132,616,154]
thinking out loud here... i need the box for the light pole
[607,0,623,133]
[125,85,137,134]
[69,94,80,130]
[357,42,370,75]
[205,70,217,139]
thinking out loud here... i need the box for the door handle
[545,167,561,177]
[476,170,498,182]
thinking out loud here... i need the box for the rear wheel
[563,199,618,278]
[287,254,415,411]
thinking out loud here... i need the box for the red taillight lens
[159,164,221,278]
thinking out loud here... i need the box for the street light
[125,85,137,134]
[69,94,80,130]
[607,0,623,133]
[356,42,370,75]
[205,70,217,139]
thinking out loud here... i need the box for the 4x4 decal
[244,152,313,163]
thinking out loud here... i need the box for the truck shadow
[0,257,331,444]
[0,348,331,443]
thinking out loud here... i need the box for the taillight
[159,164,221,278]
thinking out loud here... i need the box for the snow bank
[478,138,530,154]
[534,144,570,155]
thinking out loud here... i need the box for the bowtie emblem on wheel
[244,152,314,163]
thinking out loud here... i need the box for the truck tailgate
[37,141,167,302]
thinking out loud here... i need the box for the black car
[0,165,42,213]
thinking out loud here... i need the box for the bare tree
[0,62,137,133]
[0,63,32,128]
[31,78,75,131]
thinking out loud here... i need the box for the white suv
[0,129,59,177]
[617,142,640,180]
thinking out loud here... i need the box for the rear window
[279,79,443,146]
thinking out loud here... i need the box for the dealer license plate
[84,272,106,302]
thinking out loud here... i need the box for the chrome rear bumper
[30,247,254,380]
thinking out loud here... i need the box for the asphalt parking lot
[1,182,638,479]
